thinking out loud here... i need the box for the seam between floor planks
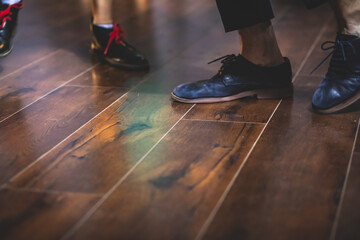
[181,118,266,125]
[3,91,129,188]
[329,117,360,240]
[0,7,215,125]
[0,49,61,82]
[194,100,282,240]
[61,84,131,89]
[0,64,100,125]
[59,104,196,240]
[1,9,234,193]
[291,22,330,83]
[2,186,103,197]
[0,0,293,148]
[1,23,224,187]
[195,19,331,240]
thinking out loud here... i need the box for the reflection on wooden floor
[0,0,359,239]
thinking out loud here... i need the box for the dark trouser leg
[303,0,330,9]
[215,0,274,32]
[216,0,330,33]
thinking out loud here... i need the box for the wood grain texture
[1,0,357,239]
[0,0,178,121]
[69,121,264,240]
[202,75,360,240]
[69,63,148,88]
[9,93,192,193]
[7,7,230,193]
[0,188,100,240]
[0,41,94,121]
[184,100,280,123]
[0,86,127,185]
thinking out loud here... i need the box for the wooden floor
[0,0,359,239]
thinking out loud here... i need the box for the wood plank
[299,19,337,77]
[334,144,360,239]
[3,0,230,194]
[1,0,182,121]
[0,86,127,185]
[7,0,225,192]
[9,92,192,193]
[202,75,360,240]
[68,63,148,88]
[8,0,319,197]
[184,4,331,123]
[0,188,100,240]
[184,99,280,123]
[0,41,94,122]
[67,121,264,239]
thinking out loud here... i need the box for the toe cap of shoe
[172,83,193,99]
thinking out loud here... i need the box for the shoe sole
[313,90,360,114]
[0,46,13,58]
[90,48,149,71]
[171,86,293,104]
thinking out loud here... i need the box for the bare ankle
[331,0,360,37]
[238,21,284,67]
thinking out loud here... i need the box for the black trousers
[216,0,330,32]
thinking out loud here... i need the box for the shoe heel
[256,86,293,99]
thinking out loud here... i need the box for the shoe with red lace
[0,1,23,58]
[91,23,149,71]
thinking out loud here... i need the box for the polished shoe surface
[312,34,360,113]
[0,2,23,58]
[91,23,149,71]
[171,54,293,103]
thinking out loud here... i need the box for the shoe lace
[0,2,23,29]
[104,23,126,55]
[310,39,357,75]
[208,54,237,75]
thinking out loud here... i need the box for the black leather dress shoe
[0,2,23,58]
[312,34,360,113]
[91,23,149,71]
[171,54,293,103]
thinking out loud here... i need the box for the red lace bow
[104,23,125,55]
[0,2,23,28]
